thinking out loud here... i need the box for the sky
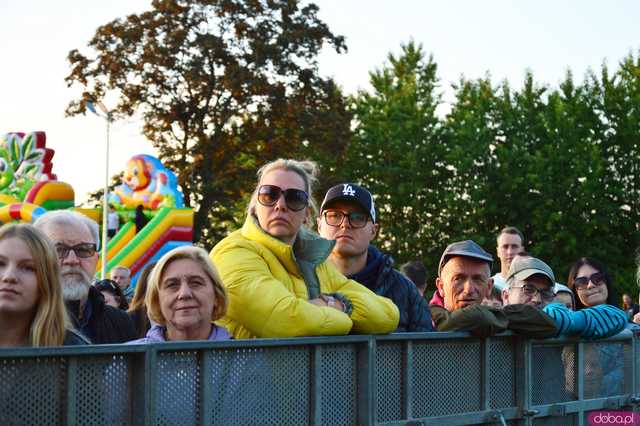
[1,1,638,203]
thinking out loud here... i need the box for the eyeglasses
[573,272,605,291]
[511,282,555,301]
[55,243,97,259]
[257,185,309,212]
[323,210,369,229]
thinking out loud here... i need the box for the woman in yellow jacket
[210,159,399,339]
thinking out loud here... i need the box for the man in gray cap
[501,255,556,309]
[431,240,494,313]
[429,240,558,338]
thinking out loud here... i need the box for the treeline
[68,1,639,296]
[341,42,639,295]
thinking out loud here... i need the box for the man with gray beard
[35,211,136,344]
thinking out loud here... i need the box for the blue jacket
[542,303,627,338]
[349,246,433,332]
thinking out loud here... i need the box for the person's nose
[274,193,288,211]
[177,281,193,300]
[339,215,351,229]
[1,263,18,283]
[62,248,80,266]
[530,291,542,303]
[461,279,475,295]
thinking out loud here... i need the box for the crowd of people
[0,158,637,353]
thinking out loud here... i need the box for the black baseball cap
[438,240,493,276]
[320,183,376,223]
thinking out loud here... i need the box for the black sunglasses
[257,185,309,212]
[573,272,605,290]
[55,243,97,259]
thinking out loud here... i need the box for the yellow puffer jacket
[210,216,399,339]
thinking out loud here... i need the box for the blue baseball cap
[320,183,376,223]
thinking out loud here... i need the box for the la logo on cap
[342,184,356,196]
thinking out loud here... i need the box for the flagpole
[101,110,111,280]
[87,100,113,280]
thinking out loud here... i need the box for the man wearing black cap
[317,183,432,332]
[429,240,558,338]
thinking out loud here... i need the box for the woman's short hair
[0,223,69,346]
[145,246,228,325]
[247,158,319,223]
[567,257,618,309]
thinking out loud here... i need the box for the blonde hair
[0,224,70,346]
[145,246,228,325]
[247,158,319,225]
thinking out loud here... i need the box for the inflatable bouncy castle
[0,132,74,223]
[0,131,193,287]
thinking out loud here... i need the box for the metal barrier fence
[0,330,637,425]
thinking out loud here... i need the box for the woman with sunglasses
[211,159,399,338]
[567,257,619,310]
[564,257,633,397]
[0,223,87,347]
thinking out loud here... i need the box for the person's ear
[372,223,379,237]
[436,277,444,297]
[501,288,509,305]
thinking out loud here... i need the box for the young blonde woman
[0,223,86,347]
[211,159,399,339]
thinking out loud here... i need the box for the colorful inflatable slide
[0,131,193,287]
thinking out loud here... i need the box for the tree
[345,41,446,269]
[349,43,640,297]
[65,0,349,245]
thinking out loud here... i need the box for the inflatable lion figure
[110,154,184,209]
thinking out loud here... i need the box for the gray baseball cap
[438,240,493,276]
[506,256,555,286]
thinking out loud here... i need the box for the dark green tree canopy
[347,45,640,296]
[66,0,349,244]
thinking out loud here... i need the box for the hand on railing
[309,296,345,312]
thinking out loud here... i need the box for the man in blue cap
[429,240,558,337]
[317,183,432,332]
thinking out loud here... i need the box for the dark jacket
[429,301,558,338]
[349,246,433,332]
[63,329,90,345]
[66,286,137,344]
[128,308,151,339]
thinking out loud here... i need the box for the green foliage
[349,45,640,297]
[0,133,47,200]
[343,41,445,269]
[65,0,350,247]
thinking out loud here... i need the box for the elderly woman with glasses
[210,159,399,339]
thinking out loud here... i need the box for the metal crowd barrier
[0,330,637,425]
